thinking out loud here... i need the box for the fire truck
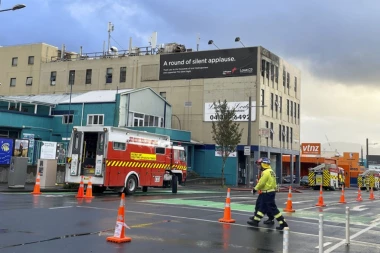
[64,126,187,194]
[308,163,345,190]
[357,169,380,191]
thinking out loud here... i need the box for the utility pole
[366,138,369,165]
[246,96,252,187]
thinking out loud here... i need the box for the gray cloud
[137,0,380,86]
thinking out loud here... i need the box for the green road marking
[142,199,375,226]
[0,192,77,195]
[134,190,222,195]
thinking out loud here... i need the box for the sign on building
[301,143,321,155]
[159,47,258,80]
[204,101,257,122]
[40,141,58,159]
[0,138,14,165]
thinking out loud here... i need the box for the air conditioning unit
[51,81,56,86]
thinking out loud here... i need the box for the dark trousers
[253,192,286,225]
[254,194,274,220]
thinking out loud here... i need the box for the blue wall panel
[194,145,237,186]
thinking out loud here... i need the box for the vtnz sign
[301,143,321,155]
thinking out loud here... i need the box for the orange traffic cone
[315,185,326,207]
[85,176,94,199]
[76,176,85,198]
[339,185,347,204]
[356,188,363,202]
[31,172,41,195]
[219,188,235,223]
[106,193,132,243]
[369,187,375,200]
[283,186,295,212]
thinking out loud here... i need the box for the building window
[282,125,286,142]
[271,64,274,82]
[279,124,282,142]
[155,147,165,154]
[106,68,113,83]
[287,72,290,88]
[266,62,270,79]
[10,78,16,87]
[87,114,104,126]
[261,89,265,106]
[294,103,297,122]
[160,91,167,99]
[26,77,33,86]
[28,56,34,65]
[113,142,126,151]
[62,115,73,124]
[275,66,279,83]
[50,71,57,86]
[275,95,278,112]
[283,69,286,87]
[69,70,75,85]
[270,93,274,110]
[298,104,300,119]
[279,96,282,113]
[286,126,289,143]
[85,69,92,84]
[120,67,126,83]
[290,127,293,144]
[133,113,144,126]
[270,122,273,140]
[261,59,265,77]
[290,101,293,117]
[294,77,297,92]
[286,99,289,115]
[12,57,18,66]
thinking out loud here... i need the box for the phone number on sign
[209,114,250,120]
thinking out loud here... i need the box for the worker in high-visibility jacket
[249,171,275,225]
[365,176,370,192]
[247,157,289,230]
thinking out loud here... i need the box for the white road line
[49,206,73,209]
[315,242,332,248]
[324,220,380,253]
[78,205,380,249]
[296,199,380,211]
[135,202,373,229]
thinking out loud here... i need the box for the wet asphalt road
[1,187,380,253]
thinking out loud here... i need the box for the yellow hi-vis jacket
[254,166,277,192]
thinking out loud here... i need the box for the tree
[211,99,243,187]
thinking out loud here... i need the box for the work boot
[263,219,274,225]
[247,220,259,227]
[276,221,289,230]
[249,216,255,221]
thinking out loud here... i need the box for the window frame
[120,67,126,83]
[106,68,113,84]
[87,114,104,126]
[50,71,57,86]
[155,147,165,155]
[62,115,73,124]
[85,69,92,84]
[10,78,16,87]
[12,57,18,66]
[28,56,34,65]
[113,141,126,151]
[26,77,33,86]
[68,70,75,85]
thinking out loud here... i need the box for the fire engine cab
[308,163,345,190]
[65,126,187,194]
[357,169,380,191]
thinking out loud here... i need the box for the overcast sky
[1,0,380,148]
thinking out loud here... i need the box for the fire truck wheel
[142,186,148,192]
[172,175,178,193]
[125,175,138,195]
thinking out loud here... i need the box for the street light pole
[0,4,26,12]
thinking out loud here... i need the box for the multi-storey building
[0,42,301,185]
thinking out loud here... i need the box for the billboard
[301,143,321,155]
[0,138,14,165]
[40,141,58,159]
[13,139,29,157]
[159,47,258,80]
[204,101,257,122]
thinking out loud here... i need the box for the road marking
[77,205,380,248]
[352,205,368,211]
[315,242,332,248]
[324,220,380,253]
[297,199,380,211]
[283,200,313,204]
[49,206,73,209]
[322,207,339,212]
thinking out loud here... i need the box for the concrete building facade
[0,42,301,185]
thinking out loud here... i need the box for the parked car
[300,176,309,186]
[282,175,296,184]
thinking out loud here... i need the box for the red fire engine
[65,126,187,194]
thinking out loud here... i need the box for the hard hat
[256,157,270,165]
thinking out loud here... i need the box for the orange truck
[65,126,187,194]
